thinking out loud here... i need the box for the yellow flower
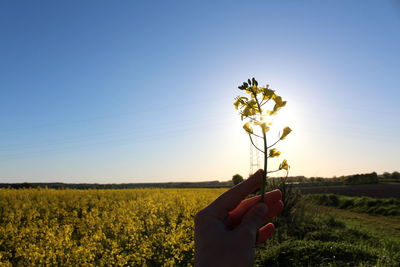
[279,159,289,170]
[253,121,271,133]
[262,89,275,100]
[247,99,257,108]
[241,100,260,118]
[242,106,255,117]
[269,148,281,158]
[267,94,286,115]
[267,108,277,115]
[233,96,248,110]
[273,95,286,108]
[233,99,241,110]
[280,126,292,140]
[243,122,253,134]
[253,85,263,95]
[260,122,270,133]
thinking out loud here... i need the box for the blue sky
[1,0,399,183]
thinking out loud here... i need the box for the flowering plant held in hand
[234,78,292,201]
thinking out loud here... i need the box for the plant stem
[252,89,267,202]
[248,134,265,153]
[267,138,281,149]
[261,132,267,202]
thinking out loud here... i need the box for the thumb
[237,203,269,236]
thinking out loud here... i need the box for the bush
[232,174,243,185]
[339,199,354,209]
[307,194,400,217]
[328,195,339,206]
[387,208,400,216]
[266,177,302,221]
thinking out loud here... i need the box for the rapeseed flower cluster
[0,188,225,266]
[234,78,292,199]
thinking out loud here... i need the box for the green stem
[261,132,267,202]
[251,89,267,202]
[248,134,265,153]
[267,138,281,149]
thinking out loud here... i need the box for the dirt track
[299,184,400,199]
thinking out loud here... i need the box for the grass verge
[307,194,400,216]
[255,201,400,266]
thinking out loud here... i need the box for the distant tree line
[341,172,379,185]
[1,171,398,190]
[381,171,400,181]
[282,172,398,185]
[0,181,233,190]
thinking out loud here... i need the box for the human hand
[194,169,284,267]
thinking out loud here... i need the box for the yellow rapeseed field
[0,188,225,266]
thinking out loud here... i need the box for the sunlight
[265,100,298,139]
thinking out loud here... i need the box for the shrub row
[308,194,400,216]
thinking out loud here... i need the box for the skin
[194,169,284,267]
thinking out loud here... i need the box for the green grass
[307,194,400,216]
[317,205,400,243]
[257,240,381,266]
[255,200,400,266]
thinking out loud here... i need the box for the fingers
[237,203,269,236]
[234,200,283,231]
[235,201,283,244]
[206,170,263,218]
[262,200,284,224]
[228,190,282,227]
[256,223,275,245]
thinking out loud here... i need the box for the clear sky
[1,1,399,183]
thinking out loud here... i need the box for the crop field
[0,188,225,266]
[0,188,399,266]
